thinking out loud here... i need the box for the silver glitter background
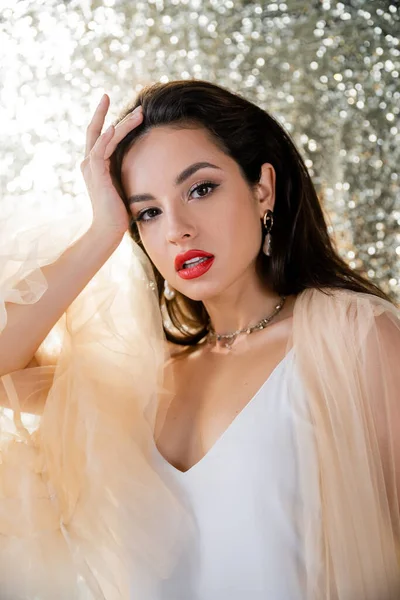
[1,0,399,301]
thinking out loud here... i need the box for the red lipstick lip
[177,256,215,280]
[174,249,214,272]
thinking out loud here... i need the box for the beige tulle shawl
[0,215,399,599]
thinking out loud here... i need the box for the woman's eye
[133,182,218,223]
[135,207,161,223]
[190,182,219,199]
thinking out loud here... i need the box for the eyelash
[133,181,219,224]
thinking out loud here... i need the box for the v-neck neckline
[152,347,294,479]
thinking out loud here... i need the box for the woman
[0,80,399,599]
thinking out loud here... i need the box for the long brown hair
[109,80,394,345]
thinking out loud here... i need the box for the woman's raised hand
[80,93,143,242]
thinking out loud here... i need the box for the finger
[85,94,110,158]
[89,124,116,163]
[85,94,110,157]
[104,107,144,161]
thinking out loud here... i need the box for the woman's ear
[255,163,276,217]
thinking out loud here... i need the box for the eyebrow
[127,161,222,205]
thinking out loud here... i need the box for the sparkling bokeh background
[1,0,399,301]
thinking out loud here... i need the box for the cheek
[223,200,262,247]
[138,226,172,277]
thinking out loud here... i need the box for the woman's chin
[177,285,223,303]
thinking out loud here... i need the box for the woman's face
[121,125,275,302]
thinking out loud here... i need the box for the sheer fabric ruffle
[289,286,400,599]
[0,210,194,599]
[1,206,400,599]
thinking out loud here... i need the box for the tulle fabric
[289,286,400,599]
[1,206,400,599]
[0,212,195,599]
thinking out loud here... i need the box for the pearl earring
[262,209,274,256]
[163,280,176,301]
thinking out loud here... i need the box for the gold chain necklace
[206,296,287,350]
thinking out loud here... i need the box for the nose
[165,209,197,245]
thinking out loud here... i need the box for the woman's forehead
[121,126,230,184]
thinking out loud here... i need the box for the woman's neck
[202,274,282,337]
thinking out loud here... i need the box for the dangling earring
[163,280,176,301]
[262,209,274,256]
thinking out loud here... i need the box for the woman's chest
[154,335,292,473]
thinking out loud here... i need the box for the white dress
[145,347,322,600]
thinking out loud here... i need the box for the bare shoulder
[163,341,203,385]
[159,341,203,419]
